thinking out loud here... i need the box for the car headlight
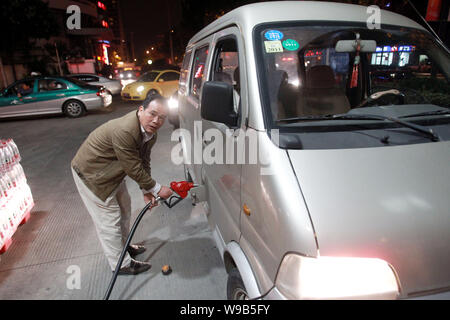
[136,85,145,93]
[168,96,178,110]
[275,254,399,300]
[120,74,124,78]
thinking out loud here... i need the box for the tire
[227,267,249,300]
[63,100,86,118]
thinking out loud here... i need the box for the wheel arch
[224,241,261,299]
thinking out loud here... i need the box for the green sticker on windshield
[282,39,299,51]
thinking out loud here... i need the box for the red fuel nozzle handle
[170,181,197,199]
[158,181,197,208]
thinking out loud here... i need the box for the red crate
[0,203,34,254]
[0,237,12,254]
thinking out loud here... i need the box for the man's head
[138,93,168,134]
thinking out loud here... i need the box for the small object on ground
[162,265,172,275]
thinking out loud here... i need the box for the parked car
[0,76,111,119]
[121,69,180,101]
[178,1,450,300]
[67,73,122,95]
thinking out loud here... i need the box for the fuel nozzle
[170,181,198,199]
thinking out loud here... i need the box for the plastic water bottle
[0,145,6,173]
[7,139,21,163]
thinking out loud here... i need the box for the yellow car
[121,69,180,101]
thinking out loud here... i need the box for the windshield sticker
[264,30,284,41]
[282,39,300,51]
[264,41,283,53]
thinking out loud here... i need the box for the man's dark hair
[142,92,168,110]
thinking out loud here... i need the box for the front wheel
[227,267,249,300]
[63,100,85,118]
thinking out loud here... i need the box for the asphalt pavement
[0,97,227,300]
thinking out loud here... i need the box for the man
[17,82,33,97]
[71,94,173,275]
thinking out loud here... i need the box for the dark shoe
[127,244,146,257]
[118,259,151,275]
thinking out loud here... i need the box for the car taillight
[97,88,105,96]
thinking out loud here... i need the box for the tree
[0,0,59,80]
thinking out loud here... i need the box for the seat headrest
[306,65,336,89]
[215,72,233,85]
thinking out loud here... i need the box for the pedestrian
[71,93,173,275]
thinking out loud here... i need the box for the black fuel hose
[104,196,161,300]
[103,194,184,300]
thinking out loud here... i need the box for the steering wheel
[356,89,406,108]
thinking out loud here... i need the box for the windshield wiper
[278,113,441,142]
[399,109,450,119]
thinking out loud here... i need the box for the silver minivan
[178,1,450,299]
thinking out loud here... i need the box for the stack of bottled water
[0,139,34,251]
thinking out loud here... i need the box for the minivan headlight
[275,254,399,300]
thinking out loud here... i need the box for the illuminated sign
[102,43,110,65]
[305,50,323,57]
[376,46,416,52]
[98,1,107,10]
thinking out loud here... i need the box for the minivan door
[201,27,245,244]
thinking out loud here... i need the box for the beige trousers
[72,168,132,271]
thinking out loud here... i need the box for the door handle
[23,96,35,100]
[56,94,65,97]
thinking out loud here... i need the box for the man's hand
[158,186,173,199]
[143,192,158,208]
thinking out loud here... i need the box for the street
[0,97,227,300]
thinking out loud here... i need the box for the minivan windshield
[255,23,450,138]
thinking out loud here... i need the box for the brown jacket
[71,110,157,201]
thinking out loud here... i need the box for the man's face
[138,99,168,134]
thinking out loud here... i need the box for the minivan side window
[190,46,209,100]
[179,51,192,93]
[211,37,240,112]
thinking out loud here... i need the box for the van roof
[188,1,426,46]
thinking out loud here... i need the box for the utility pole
[130,32,136,62]
[167,0,174,64]
[55,43,63,76]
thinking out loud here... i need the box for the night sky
[119,0,182,60]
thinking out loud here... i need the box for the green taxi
[0,76,112,119]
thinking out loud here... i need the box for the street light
[146,50,150,54]
[147,59,153,65]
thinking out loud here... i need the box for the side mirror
[158,78,164,82]
[201,81,238,128]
